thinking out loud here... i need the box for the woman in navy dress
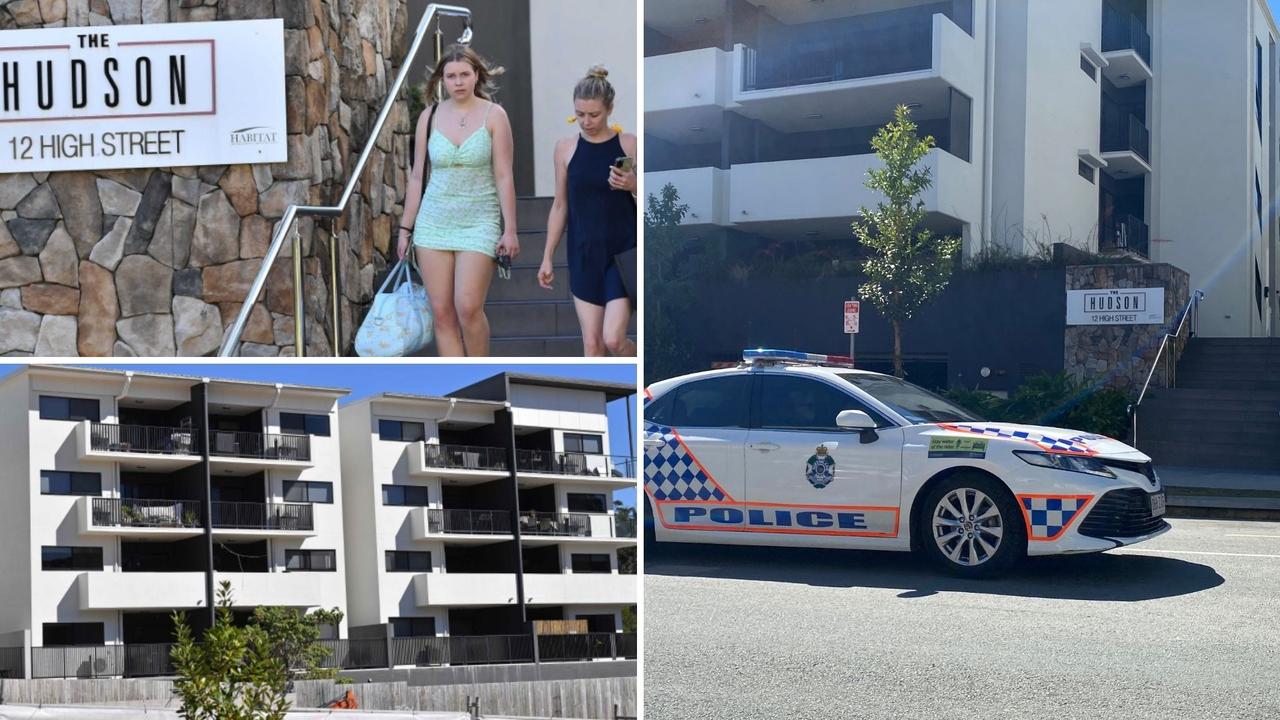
[538,66,637,357]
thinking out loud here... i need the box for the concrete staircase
[1136,338,1280,512]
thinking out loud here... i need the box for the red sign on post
[844,301,860,334]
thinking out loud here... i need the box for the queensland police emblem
[805,444,836,489]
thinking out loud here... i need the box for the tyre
[643,495,658,550]
[919,473,1025,578]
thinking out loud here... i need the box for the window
[571,554,613,573]
[284,549,336,572]
[754,375,886,431]
[279,412,330,437]
[1257,40,1263,133]
[42,546,103,571]
[947,89,972,162]
[390,617,436,637]
[282,480,333,504]
[39,396,100,422]
[668,375,752,428]
[567,493,608,513]
[839,373,979,424]
[43,622,104,646]
[644,391,676,425]
[385,550,432,572]
[40,470,101,496]
[379,419,425,442]
[564,433,603,455]
[1257,258,1265,320]
[381,484,429,506]
[1080,53,1097,81]
[1078,159,1095,184]
[1257,172,1264,232]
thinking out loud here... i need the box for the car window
[755,375,888,430]
[644,390,676,425]
[838,373,979,424]
[669,376,752,428]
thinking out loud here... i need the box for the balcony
[515,451,637,489]
[77,421,201,471]
[208,430,312,473]
[518,512,635,547]
[646,167,729,226]
[645,47,732,145]
[411,507,513,544]
[413,573,520,607]
[77,571,328,611]
[523,573,636,606]
[1100,112,1151,177]
[407,442,509,482]
[30,643,176,679]
[210,500,314,538]
[1101,4,1152,87]
[1100,213,1149,258]
[79,497,204,539]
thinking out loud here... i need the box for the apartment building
[339,373,637,644]
[0,366,349,674]
[645,0,1277,338]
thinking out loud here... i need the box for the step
[1176,379,1280,392]
[1185,337,1280,347]
[486,300,580,338]
[515,231,567,265]
[1141,387,1280,404]
[1139,441,1280,472]
[490,334,638,358]
[485,262,574,303]
[517,196,554,225]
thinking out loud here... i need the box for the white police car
[644,349,1169,577]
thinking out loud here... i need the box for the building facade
[645,0,1277,338]
[338,373,638,642]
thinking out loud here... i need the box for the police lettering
[673,506,867,530]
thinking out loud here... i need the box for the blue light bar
[742,348,854,367]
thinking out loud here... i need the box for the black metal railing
[1102,4,1151,65]
[314,639,388,670]
[615,632,636,659]
[537,633,618,662]
[0,645,22,678]
[31,643,175,679]
[421,443,508,471]
[1100,213,1150,257]
[516,451,635,478]
[1101,111,1150,162]
[92,498,203,529]
[210,501,313,531]
[89,423,198,456]
[210,431,311,461]
[426,508,512,535]
[519,511,592,537]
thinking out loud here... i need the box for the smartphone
[613,156,635,173]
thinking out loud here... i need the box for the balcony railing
[1102,4,1151,66]
[519,511,592,537]
[210,501,313,531]
[422,443,508,471]
[89,423,198,455]
[31,643,175,679]
[1101,111,1150,162]
[426,508,512,535]
[209,430,311,461]
[1100,213,1150,257]
[516,451,636,478]
[92,498,203,529]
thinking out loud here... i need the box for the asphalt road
[643,518,1280,719]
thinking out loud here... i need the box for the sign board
[1066,287,1165,325]
[0,19,287,173]
[844,300,860,334]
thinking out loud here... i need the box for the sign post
[844,299,860,367]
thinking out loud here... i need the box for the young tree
[170,582,291,720]
[853,105,962,377]
[644,184,692,381]
[250,606,343,681]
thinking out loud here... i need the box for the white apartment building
[0,366,349,675]
[338,373,637,645]
[645,0,1278,338]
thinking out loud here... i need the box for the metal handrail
[1129,289,1205,446]
[219,4,475,356]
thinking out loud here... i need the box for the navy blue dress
[566,133,636,306]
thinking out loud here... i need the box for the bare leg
[454,251,495,357]
[573,296,607,357]
[603,297,635,357]
[419,248,464,357]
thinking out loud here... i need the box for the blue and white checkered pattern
[941,423,1095,455]
[644,422,730,502]
[1020,496,1088,539]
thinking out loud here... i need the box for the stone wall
[1064,263,1192,392]
[0,0,411,356]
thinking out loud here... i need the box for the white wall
[0,372,32,637]
[529,0,638,196]
[509,386,609,436]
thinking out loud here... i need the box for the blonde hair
[424,45,504,103]
[573,65,615,110]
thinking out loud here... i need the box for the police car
[644,349,1169,577]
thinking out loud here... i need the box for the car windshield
[838,374,981,424]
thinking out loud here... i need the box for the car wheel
[919,474,1025,578]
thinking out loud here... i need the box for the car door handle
[643,439,665,447]
[749,442,780,452]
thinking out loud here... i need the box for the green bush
[945,372,1131,440]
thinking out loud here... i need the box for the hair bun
[587,65,609,80]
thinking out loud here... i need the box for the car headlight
[1013,450,1116,478]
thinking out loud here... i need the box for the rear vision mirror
[836,410,877,430]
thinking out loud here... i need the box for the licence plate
[1149,492,1166,517]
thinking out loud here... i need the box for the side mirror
[836,410,877,430]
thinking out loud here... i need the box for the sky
[0,362,638,506]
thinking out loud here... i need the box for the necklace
[455,103,475,128]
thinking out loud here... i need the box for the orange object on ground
[327,689,358,709]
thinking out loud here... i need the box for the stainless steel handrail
[219,4,474,357]
[1129,289,1204,446]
